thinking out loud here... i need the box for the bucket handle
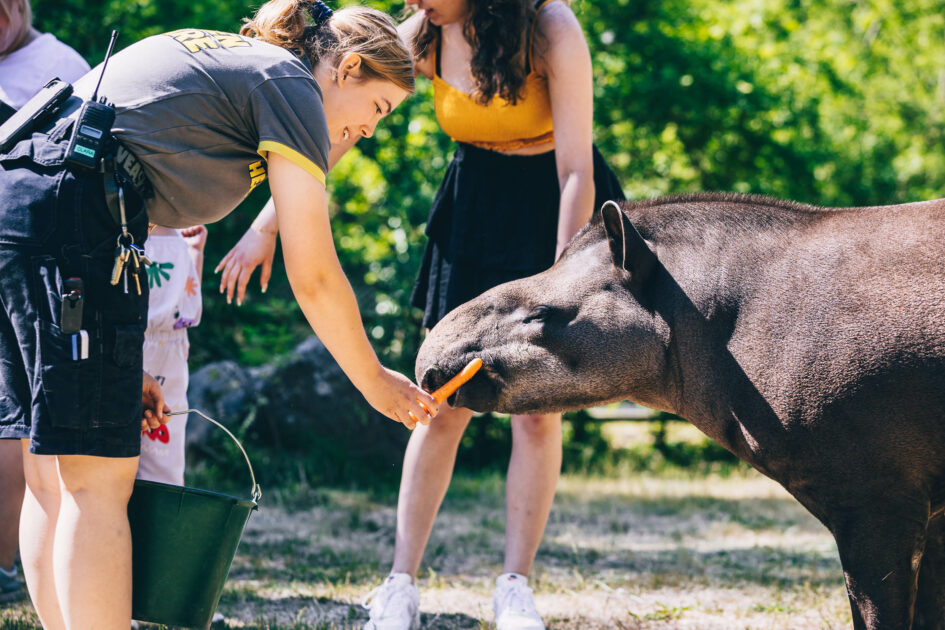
[166,409,262,503]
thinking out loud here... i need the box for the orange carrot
[409,358,483,425]
[431,358,483,403]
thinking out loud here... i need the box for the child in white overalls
[137,226,206,485]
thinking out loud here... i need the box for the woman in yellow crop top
[371,2,624,628]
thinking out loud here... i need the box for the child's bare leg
[20,440,65,630]
[54,453,138,630]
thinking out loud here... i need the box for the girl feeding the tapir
[0,1,436,627]
[217,1,625,628]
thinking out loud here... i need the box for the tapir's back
[622,194,945,485]
[724,197,945,438]
[630,194,945,337]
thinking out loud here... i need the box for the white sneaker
[494,573,545,630]
[362,573,420,630]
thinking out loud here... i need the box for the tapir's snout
[420,365,449,393]
[416,351,502,412]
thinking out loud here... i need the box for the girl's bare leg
[54,453,138,630]
[392,404,474,577]
[503,413,562,576]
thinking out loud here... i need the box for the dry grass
[0,425,853,629]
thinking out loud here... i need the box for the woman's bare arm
[398,10,434,79]
[267,152,437,427]
[538,2,596,259]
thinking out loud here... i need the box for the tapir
[415,194,945,630]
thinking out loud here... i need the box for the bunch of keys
[110,234,152,294]
[109,182,152,294]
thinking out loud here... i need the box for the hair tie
[307,0,334,26]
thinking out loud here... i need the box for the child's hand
[215,226,277,305]
[361,367,439,429]
[181,225,208,252]
[141,371,171,431]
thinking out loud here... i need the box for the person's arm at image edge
[541,3,596,259]
[397,10,434,80]
[267,152,437,427]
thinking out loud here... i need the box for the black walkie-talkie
[65,30,119,171]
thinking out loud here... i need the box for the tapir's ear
[601,201,657,290]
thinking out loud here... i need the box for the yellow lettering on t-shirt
[169,29,205,42]
[166,29,244,54]
[248,160,267,190]
[183,36,219,53]
[208,30,251,49]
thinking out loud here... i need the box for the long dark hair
[413,0,538,105]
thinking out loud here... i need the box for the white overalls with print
[136,231,202,485]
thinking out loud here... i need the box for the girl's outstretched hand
[215,226,277,305]
[362,367,439,430]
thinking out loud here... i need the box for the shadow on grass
[217,593,482,629]
[231,533,842,596]
[0,593,482,630]
[538,538,843,589]
[549,494,831,534]
[538,491,843,589]
[229,539,384,584]
[229,479,842,587]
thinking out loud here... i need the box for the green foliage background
[33,0,945,377]
[26,1,943,487]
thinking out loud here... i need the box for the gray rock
[185,360,261,457]
[254,336,409,465]
[186,337,409,475]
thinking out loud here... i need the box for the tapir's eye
[522,305,553,324]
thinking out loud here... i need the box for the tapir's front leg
[913,514,945,630]
[831,507,928,629]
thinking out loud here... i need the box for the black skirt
[411,142,626,328]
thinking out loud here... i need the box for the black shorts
[410,143,626,328]
[0,134,149,457]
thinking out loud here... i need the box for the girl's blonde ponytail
[241,1,414,93]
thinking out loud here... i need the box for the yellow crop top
[433,0,555,152]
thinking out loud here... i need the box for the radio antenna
[91,30,119,103]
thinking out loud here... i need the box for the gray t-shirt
[73,29,330,228]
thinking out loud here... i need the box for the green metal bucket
[127,409,261,629]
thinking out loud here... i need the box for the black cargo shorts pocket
[0,139,67,247]
[37,319,103,430]
[97,323,145,429]
[112,324,144,368]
